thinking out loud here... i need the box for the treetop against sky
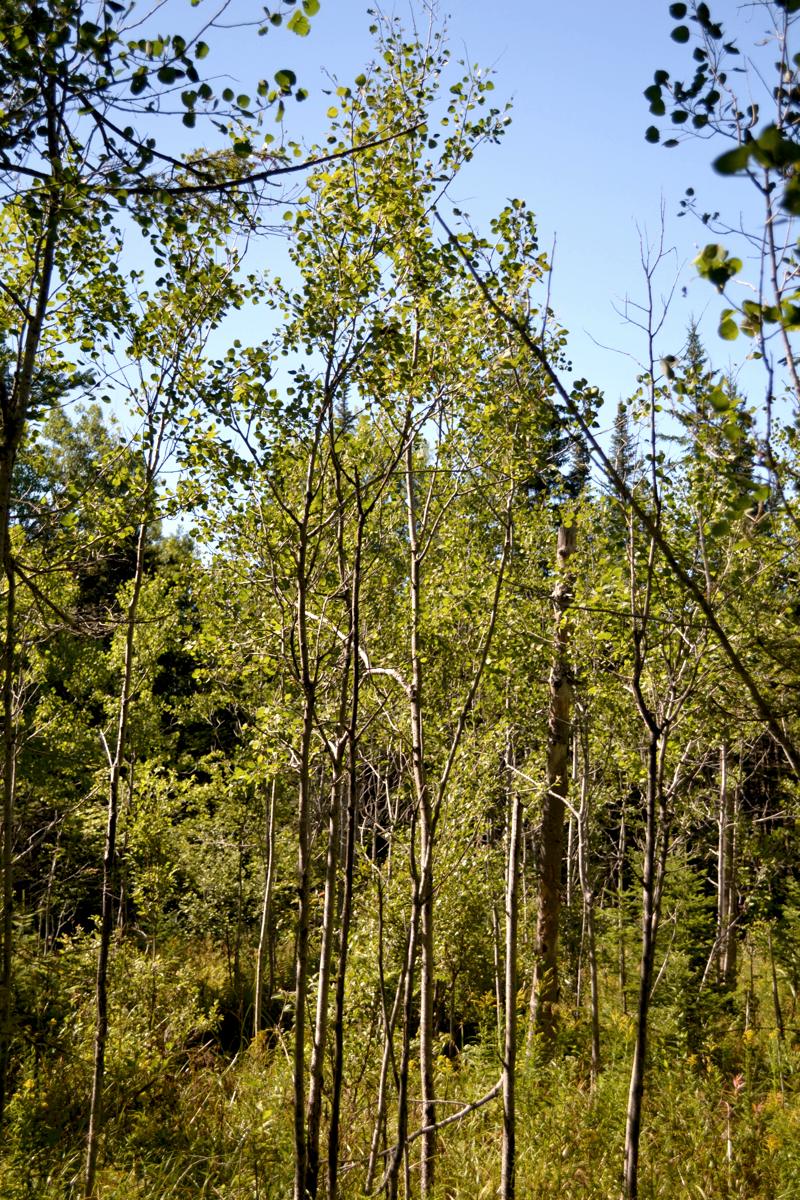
[158,0,784,435]
[2,0,789,438]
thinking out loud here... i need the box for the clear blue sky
[180,1,778,428]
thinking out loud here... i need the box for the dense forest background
[2,2,800,1198]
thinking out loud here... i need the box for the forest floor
[1,936,799,1199]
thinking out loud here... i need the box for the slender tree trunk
[292,420,325,1200]
[305,769,344,1198]
[531,522,576,1044]
[327,519,363,1200]
[723,781,738,992]
[385,853,420,1200]
[622,722,669,1200]
[403,438,436,1197]
[719,744,734,988]
[576,721,600,1083]
[585,889,601,1085]
[0,550,15,1125]
[235,832,247,1025]
[365,908,408,1195]
[84,517,149,1198]
[566,814,575,912]
[716,743,738,991]
[254,779,277,1037]
[501,771,522,1200]
[115,758,136,935]
[418,833,436,1197]
[293,681,314,1200]
[618,810,628,1015]
[492,902,503,1055]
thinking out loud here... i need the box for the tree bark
[365,899,408,1195]
[531,522,576,1044]
[292,639,314,1200]
[716,743,738,990]
[622,730,661,1200]
[575,718,600,1083]
[723,780,739,992]
[618,809,628,1015]
[404,438,436,1199]
[384,854,420,1200]
[254,779,277,1037]
[719,739,734,984]
[291,411,326,1200]
[501,765,522,1200]
[305,769,343,1198]
[327,516,363,1200]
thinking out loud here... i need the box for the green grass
[3,940,800,1199]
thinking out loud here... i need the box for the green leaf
[274,69,296,90]
[718,315,739,341]
[781,301,800,329]
[644,84,665,116]
[671,25,690,43]
[782,175,800,214]
[195,41,209,59]
[302,0,321,13]
[751,124,800,169]
[709,387,733,414]
[287,10,311,35]
[669,2,687,15]
[714,144,751,173]
[695,244,742,291]
[645,125,660,143]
